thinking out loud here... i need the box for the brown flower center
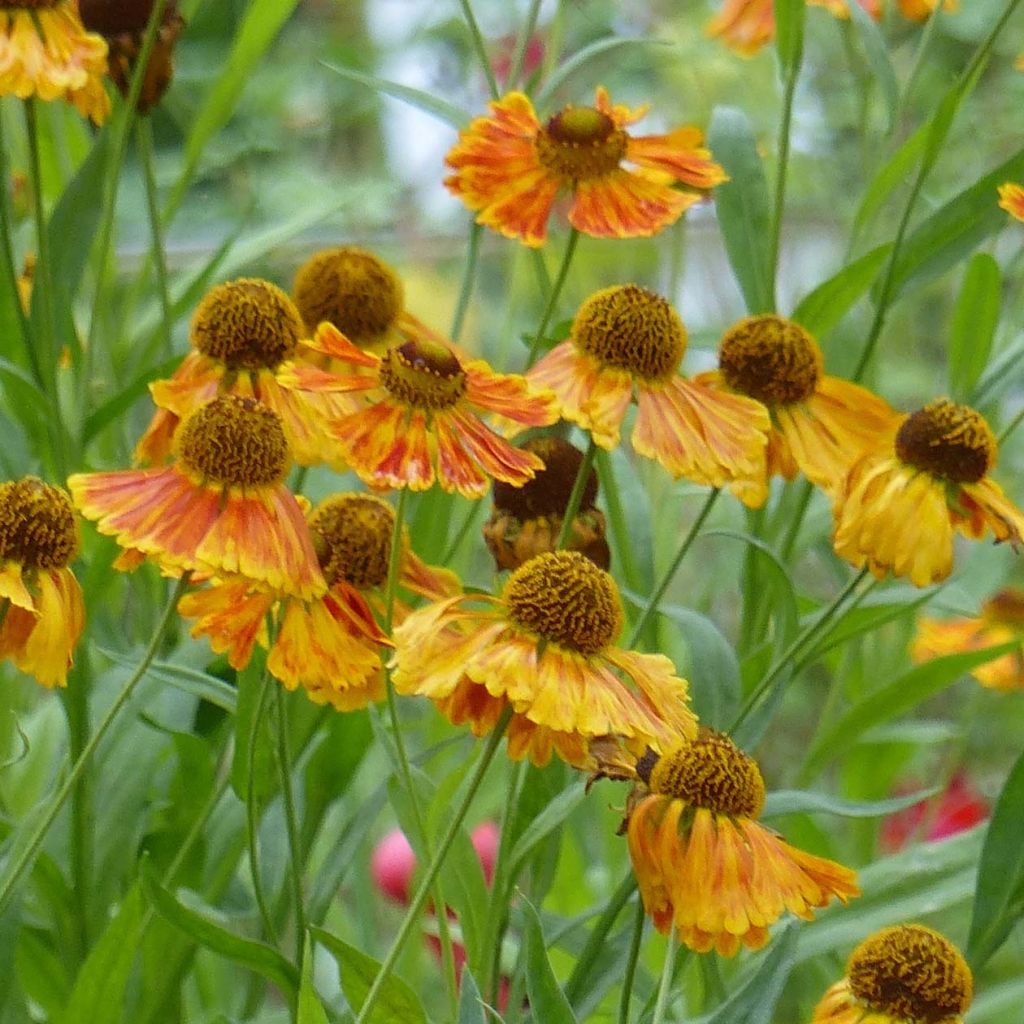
[177,396,290,488]
[492,437,598,519]
[0,477,78,570]
[292,247,403,344]
[307,493,394,589]
[847,925,973,1023]
[894,399,995,485]
[191,279,303,371]
[573,285,687,381]
[647,731,765,817]
[535,105,628,181]
[79,0,159,32]
[503,550,622,655]
[378,339,466,410]
[0,0,60,8]
[718,314,822,405]
[983,587,1024,627]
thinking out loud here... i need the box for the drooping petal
[956,478,1024,546]
[569,168,697,240]
[464,362,558,425]
[527,342,605,437]
[626,129,728,189]
[178,579,274,671]
[998,182,1024,222]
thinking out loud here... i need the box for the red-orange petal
[626,130,728,189]
[569,169,696,239]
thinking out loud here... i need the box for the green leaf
[773,0,805,76]
[311,926,428,1024]
[949,252,1001,401]
[793,247,891,340]
[535,38,671,110]
[82,356,181,445]
[509,781,586,875]
[322,62,470,127]
[231,650,275,803]
[457,967,488,1024]
[967,748,1024,969]
[298,934,330,1024]
[707,107,774,315]
[520,896,579,1024]
[804,641,1021,775]
[59,882,143,1024]
[142,864,298,1000]
[698,924,796,1024]
[845,2,898,132]
[886,144,1024,300]
[763,787,939,819]
[96,647,237,714]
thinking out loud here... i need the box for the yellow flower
[180,493,459,711]
[392,550,698,768]
[0,0,110,123]
[278,323,558,498]
[833,399,1024,586]
[484,436,610,571]
[135,279,349,469]
[811,924,972,1023]
[70,395,325,599]
[625,732,859,956]
[913,587,1024,691]
[696,314,898,505]
[444,87,726,247]
[998,182,1024,222]
[0,477,84,688]
[529,286,770,495]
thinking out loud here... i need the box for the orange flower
[833,399,1024,586]
[896,0,957,21]
[811,925,972,1024]
[444,87,726,247]
[278,322,558,498]
[392,551,698,768]
[0,0,110,122]
[624,732,859,956]
[912,587,1024,691]
[181,493,458,710]
[708,0,881,55]
[696,314,898,506]
[135,279,348,468]
[529,286,769,496]
[998,182,1024,222]
[69,395,324,599]
[0,478,84,688]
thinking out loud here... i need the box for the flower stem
[731,567,868,736]
[595,451,645,594]
[458,0,500,99]
[555,436,597,550]
[355,709,512,1024]
[998,404,1024,445]
[628,489,719,648]
[768,66,801,305]
[380,488,459,1019]
[526,227,579,368]
[275,688,306,968]
[505,0,542,89]
[0,572,191,917]
[651,925,678,1024]
[450,220,482,343]
[136,118,174,358]
[246,669,278,947]
[618,897,646,1024]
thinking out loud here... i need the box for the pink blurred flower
[881,773,988,852]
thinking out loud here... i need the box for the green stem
[895,1,944,126]
[380,488,459,1019]
[0,115,39,387]
[440,498,486,566]
[651,926,678,1024]
[450,220,482,342]
[998,405,1024,445]
[555,436,597,550]
[731,567,868,734]
[354,709,512,1024]
[767,67,800,305]
[627,489,719,648]
[564,872,637,1006]
[526,227,579,368]
[275,688,306,967]
[136,118,173,358]
[0,572,191,917]
[246,670,277,946]
[595,450,645,594]
[458,0,500,99]
[777,479,814,564]
[505,0,542,88]
[738,506,766,657]
[617,897,646,1024]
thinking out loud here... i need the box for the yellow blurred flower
[998,182,1024,222]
